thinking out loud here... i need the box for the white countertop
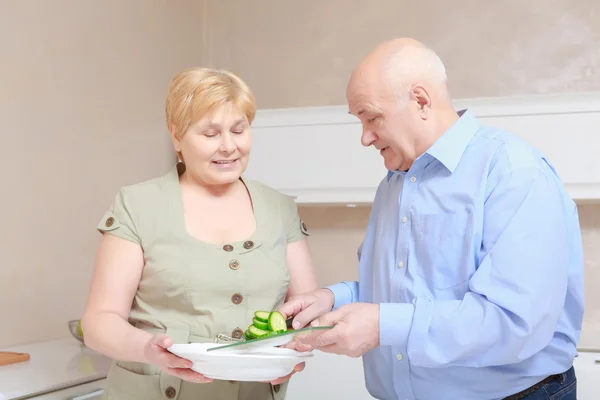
[0,337,112,399]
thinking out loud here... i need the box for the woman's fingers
[152,334,173,349]
[162,366,213,383]
[161,352,192,369]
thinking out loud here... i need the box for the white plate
[205,326,333,353]
[168,343,314,382]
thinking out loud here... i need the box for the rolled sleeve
[280,194,309,243]
[97,188,140,244]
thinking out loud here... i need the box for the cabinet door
[29,379,105,400]
[573,352,600,400]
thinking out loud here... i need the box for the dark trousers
[503,366,576,400]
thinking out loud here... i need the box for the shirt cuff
[379,302,415,347]
[326,281,357,310]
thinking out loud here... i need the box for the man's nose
[361,129,377,147]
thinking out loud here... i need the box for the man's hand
[278,288,335,330]
[296,303,380,358]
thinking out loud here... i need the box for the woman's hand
[143,334,213,383]
[266,361,306,385]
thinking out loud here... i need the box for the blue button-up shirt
[328,109,585,400]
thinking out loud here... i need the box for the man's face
[346,76,420,171]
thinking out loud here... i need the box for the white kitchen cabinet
[28,379,105,400]
[0,338,111,400]
[572,351,600,400]
[286,349,600,400]
[246,92,600,205]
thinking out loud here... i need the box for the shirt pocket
[413,211,474,290]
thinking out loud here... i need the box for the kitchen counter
[0,338,112,399]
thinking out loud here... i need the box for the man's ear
[411,85,432,119]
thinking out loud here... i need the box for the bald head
[349,38,450,108]
[346,38,459,172]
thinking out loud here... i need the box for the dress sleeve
[281,194,309,243]
[96,188,141,244]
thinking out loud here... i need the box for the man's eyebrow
[348,109,365,116]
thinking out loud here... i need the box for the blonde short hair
[165,67,256,145]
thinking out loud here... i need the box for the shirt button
[401,216,407,223]
[409,176,416,183]
[243,240,254,249]
[396,353,403,361]
[223,244,234,252]
[398,261,404,268]
[229,260,240,270]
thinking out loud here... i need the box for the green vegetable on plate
[244,310,288,340]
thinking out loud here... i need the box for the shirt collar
[424,108,480,173]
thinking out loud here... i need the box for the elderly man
[279,38,584,400]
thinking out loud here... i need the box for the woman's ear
[169,124,181,151]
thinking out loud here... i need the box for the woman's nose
[220,133,236,152]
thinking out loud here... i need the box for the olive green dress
[96,163,308,400]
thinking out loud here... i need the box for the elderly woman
[81,67,318,400]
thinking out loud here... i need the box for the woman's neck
[179,171,243,199]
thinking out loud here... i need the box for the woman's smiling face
[174,101,252,186]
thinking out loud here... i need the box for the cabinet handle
[68,388,104,400]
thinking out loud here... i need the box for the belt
[503,373,562,400]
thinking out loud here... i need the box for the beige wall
[0,1,204,347]
[2,1,599,350]
[204,0,600,108]
[204,0,600,350]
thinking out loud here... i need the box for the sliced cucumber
[248,324,270,338]
[252,317,270,330]
[244,330,253,340]
[268,311,287,333]
[254,310,270,323]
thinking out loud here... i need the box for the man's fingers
[291,303,329,330]
[312,343,345,356]
[312,306,347,327]
[277,298,305,320]
[292,340,314,353]
[299,327,339,348]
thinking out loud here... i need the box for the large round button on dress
[232,328,244,339]
[231,293,243,304]
[165,386,176,398]
[229,260,240,270]
[243,240,254,249]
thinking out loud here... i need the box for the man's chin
[383,158,402,171]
